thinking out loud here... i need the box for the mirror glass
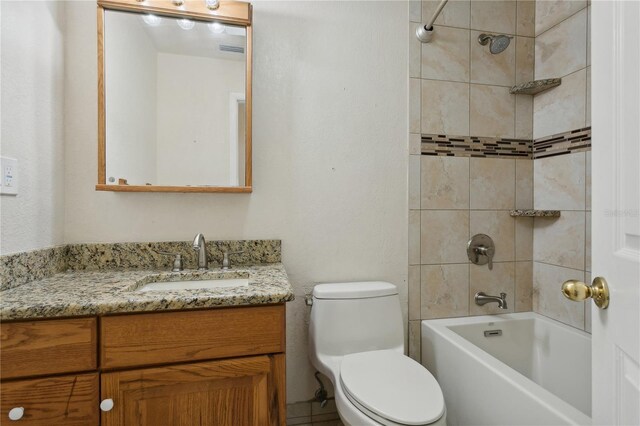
[104,9,247,187]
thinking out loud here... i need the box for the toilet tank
[309,281,404,360]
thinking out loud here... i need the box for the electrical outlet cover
[0,156,18,195]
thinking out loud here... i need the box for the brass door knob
[561,277,610,309]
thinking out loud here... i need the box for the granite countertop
[0,263,294,321]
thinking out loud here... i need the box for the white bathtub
[422,312,591,426]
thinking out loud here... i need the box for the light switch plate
[1,156,18,195]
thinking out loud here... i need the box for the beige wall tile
[409,155,421,209]
[421,79,470,135]
[516,0,535,37]
[515,261,533,311]
[533,262,585,329]
[515,94,533,139]
[586,6,591,66]
[409,265,421,320]
[410,78,421,133]
[470,158,516,209]
[422,26,470,82]
[585,151,591,210]
[536,0,587,36]
[410,133,421,155]
[469,262,515,314]
[470,1,517,35]
[470,210,515,262]
[516,159,533,209]
[585,211,591,272]
[421,156,470,209]
[410,0,422,23]
[515,36,534,84]
[409,210,421,265]
[533,69,587,139]
[470,85,515,138]
[585,66,591,126]
[515,217,533,261]
[421,263,469,318]
[421,210,470,264]
[410,23,422,78]
[535,8,587,80]
[408,320,422,362]
[422,0,470,29]
[534,211,586,270]
[534,152,586,210]
[471,31,515,87]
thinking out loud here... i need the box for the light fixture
[176,18,195,30]
[142,14,162,26]
[205,0,220,10]
[208,22,225,34]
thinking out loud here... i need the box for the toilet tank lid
[312,281,397,299]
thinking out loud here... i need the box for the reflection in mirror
[104,10,247,187]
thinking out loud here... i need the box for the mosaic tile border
[532,127,591,159]
[1,240,281,291]
[420,127,591,159]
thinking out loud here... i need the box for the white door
[592,1,640,425]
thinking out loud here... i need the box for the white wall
[155,53,245,186]
[105,10,157,185]
[64,1,408,402]
[0,1,66,255]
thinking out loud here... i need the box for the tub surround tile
[533,262,585,329]
[515,94,533,139]
[409,265,421,320]
[515,36,534,84]
[515,261,533,312]
[532,127,591,159]
[410,0,422,23]
[515,159,534,209]
[409,155,421,209]
[585,67,591,127]
[515,217,533,261]
[422,26,470,83]
[421,134,531,158]
[470,31,515,87]
[516,0,535,37]
[0,263,294,321]
[469,262,515,315]
[470,210,515,262]
[470,158,516,209]
[421,156,469,209]
[535,0,587,36]
[470,1,516,35]
[534,8,587,80]
[421,79,469,135]
[0,246,67,291]
[420,210,469,264]
[409,320,422,362]
[409,210,421,265]
[410,133,422,155]
[533,69,587,140]
[421,263,469,319]
[586,6,591,66]
[410,78,421,133]
[409,23,422,78]
[422,0,470,29]
[534,211,585,270]
[534,152,586,210]
[470,85,515,138]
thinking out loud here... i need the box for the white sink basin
[137,278,249,292]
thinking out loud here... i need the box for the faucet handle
[155,251,184,272]
[221,250,244,270]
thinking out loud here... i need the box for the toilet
[309,281,446,426]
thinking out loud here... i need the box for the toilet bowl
[308,281,446,426]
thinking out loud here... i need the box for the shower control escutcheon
[467,234,495,270]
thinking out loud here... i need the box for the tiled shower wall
[407,0,536,361]
[532,1,592,332]
[408,0,592,360]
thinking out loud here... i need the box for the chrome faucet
[475,292,508,309]
[192,233,208,270]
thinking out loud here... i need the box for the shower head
[478,33,512,54]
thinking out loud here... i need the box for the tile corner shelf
[509,210,561,218]
[509,78,562,96]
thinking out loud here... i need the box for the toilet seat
[339,350,445,426]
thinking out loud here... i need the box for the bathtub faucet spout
[475,292,508,309]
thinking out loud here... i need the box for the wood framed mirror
[96,0,252,193]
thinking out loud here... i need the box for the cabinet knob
[100,399,114,412]
[8,407,24,421]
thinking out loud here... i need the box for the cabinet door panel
[102,356,271,426]
[0,373,99,425]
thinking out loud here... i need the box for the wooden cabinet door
[101,356,274,426]
[0,373,99,425]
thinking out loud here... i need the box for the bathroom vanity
[0,241,293,425]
